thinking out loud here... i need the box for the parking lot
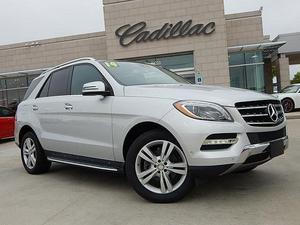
[0,120,299,225]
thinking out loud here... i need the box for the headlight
[174,101,233,122]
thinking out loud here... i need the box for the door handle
[32,105,39,111]
[64,103,73,110]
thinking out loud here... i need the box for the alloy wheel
[135,140,187,194]
[22,137,37,169]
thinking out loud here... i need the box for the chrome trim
[247,120,284,125]
[237,106,267,110]
[242,114,269,117]
[47,157,118,172]
[43,57,96,74]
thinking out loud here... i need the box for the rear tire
[282,98,294,113]
[125,130,194,203]
[21,132,51,174]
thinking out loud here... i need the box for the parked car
[15,58,288,203]
[0,106,15,140]
[273,83,300,113]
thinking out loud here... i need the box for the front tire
[125,130,194,203]
[21,132,51,174]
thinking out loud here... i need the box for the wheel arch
[122,121,180,160]
[18,125,37,145]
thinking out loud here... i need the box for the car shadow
[46,163,285,203]
[0,138,15,144]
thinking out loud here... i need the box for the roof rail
[42,57,96,74]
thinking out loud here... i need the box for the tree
[291,72,300,84]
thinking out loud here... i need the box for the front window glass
[281,85,300,93]
[101,61,189,86]
[71,65,103,95]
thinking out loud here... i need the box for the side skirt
[45,150,124,173]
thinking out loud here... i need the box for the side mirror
[82,81,111,96]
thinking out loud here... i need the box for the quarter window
[23,77,42,100]
[71,64,104,95]
[48,67,72,97]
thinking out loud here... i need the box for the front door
[58,64,114,160]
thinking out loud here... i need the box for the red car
[0,106,15,140]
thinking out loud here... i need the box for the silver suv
[15,58,288,203]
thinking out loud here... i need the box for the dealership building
[0,0,298,108]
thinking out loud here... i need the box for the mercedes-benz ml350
[15,58,288,203]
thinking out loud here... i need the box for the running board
[45,150,124,173]
[47,157,118,172]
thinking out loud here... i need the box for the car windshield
[281,85,300,93]
[101,61,190,86]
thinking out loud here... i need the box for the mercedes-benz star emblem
[267,104,279,123]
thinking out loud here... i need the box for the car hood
[124,84,276,107]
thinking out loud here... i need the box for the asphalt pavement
[0,120,299,225]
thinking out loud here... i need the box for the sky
[0,0,299,77]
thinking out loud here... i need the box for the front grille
[247,127,286,144]
[235,100,284,127]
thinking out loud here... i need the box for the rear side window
[71,64,104,95]
[0,107,14,117]
[23,77,43,100]
[48,67,72,97]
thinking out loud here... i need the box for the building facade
[0,0,289,109]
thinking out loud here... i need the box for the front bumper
[222,135,288,174]
[189,136,288,176]
[160,107,288,176]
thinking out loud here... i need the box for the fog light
[203,138,238,145]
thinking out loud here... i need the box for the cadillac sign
[115,20,216,47]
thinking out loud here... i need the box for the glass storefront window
[0,73,40,107]
[6,78,19,89]
[245,52,263,64]
[229,51,265,92]
[246,64,265,92]
[229,51,263,66]
[0,90,6,107]
[229,52,245,66]
[0,79,5,90]
[230,67,246,89]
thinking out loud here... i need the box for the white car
[273,84,300,113]
[15,58,288,203]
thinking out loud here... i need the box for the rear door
[34,66,73,152]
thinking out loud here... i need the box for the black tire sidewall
[125,130,194,203]
[282,99,294,113]
[21,132,51,174]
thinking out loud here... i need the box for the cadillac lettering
[115,20,216,46]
